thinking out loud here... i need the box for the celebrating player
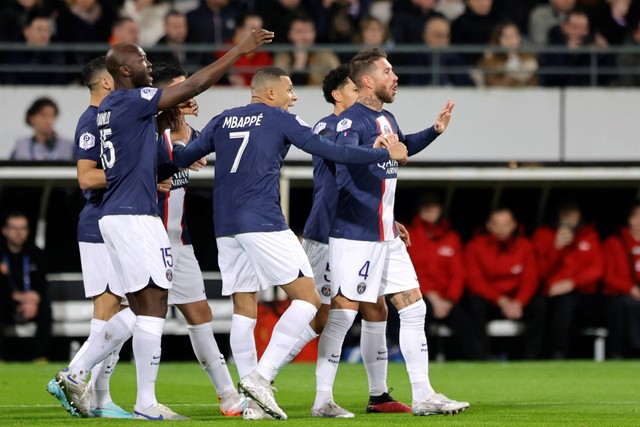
[46,56,131,419]
[276,64,411,418]
[152,62,248,416]
[48,29,274,420]
[317,48,469,416]
[170,66,408,420]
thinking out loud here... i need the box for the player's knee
[361,298,388,322]
[306,290,322,310]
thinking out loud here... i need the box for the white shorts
[168,244,206,305]
[98,215,173,294]
[217,229,313,296]
[329,236,419,303]
[78,242,125,298]
[302,238,331,305]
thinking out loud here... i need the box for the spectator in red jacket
[465,206,545,359]
[405,193,483,359]
[602,202,640,358]
[533,201,604,359]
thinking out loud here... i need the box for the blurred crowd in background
[2,0,640,86]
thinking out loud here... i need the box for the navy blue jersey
[331,102,439,242]
[75,105,105,243]
[156,128,197,246]
[97,87,163,217]
[172,103,391,238]
[302,114,340,244]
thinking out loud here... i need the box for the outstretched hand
[237,28,275,55]
[434,99,455,134]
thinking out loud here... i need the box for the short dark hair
[2,211,29,227]
[350,48,387,89]
[322,64,351,105]
[236,12,262,28]
[25,97,58,126]
[289,12,315,29]
[418,192,442,209]
[251,66,288,91]
[80,56,107,90]
[165,9,185,23]
[151,62,187,88]
[24,10,50,29]
[112,16,136,30]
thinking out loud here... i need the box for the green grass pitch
[1,360,639,426]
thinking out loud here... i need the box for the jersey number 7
[229,131,250,173]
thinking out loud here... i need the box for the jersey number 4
[100,128,116,169]
[229,131,250,173]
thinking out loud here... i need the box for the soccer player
[317,48,469,416]
[49,29,274,420]
[170,66,408,420]
[46,56,131,419]
[277,64,411,418]
[152,62,247,416]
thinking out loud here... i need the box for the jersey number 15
[100,128,116,169]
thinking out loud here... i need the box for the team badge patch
[78,132,95,150]
[166,268,173,282]
[337,118,352,132]
[313,122,327,134]
[140,87,158,101]
[321,284,331,296]
[357,282,367,294]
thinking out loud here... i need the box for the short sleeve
[280,112,317,149]
[76,130,101,162]
[128,87,163,118]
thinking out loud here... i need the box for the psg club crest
[357,282,367,294]
[166,268,173,282]
[321,285,331,296]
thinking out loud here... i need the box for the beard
[375,83,395,104]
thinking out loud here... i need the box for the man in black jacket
[0,211,52,361]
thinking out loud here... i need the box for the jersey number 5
[100,128,116,169]
[229,131,250,173]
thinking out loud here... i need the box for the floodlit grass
[1,360,639,425]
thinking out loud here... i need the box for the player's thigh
[217,236,261,296]
[79,242,125,298]
[329,237,385,304]
[236,230,313,289]
[99,215,173,294]
[168,244,207,306]
[302,238,331,304]
[382,237,420,298]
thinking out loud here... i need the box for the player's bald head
[105,43,142,76]
[250,66,289,94]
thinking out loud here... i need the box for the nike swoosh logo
[331,354,340,358]
[66,374,78,384]
[421,342,428,347]
[135,411,164,421]
[377,350,388,354]
[152,355,161,360]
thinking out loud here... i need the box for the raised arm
[158,29,274,111]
